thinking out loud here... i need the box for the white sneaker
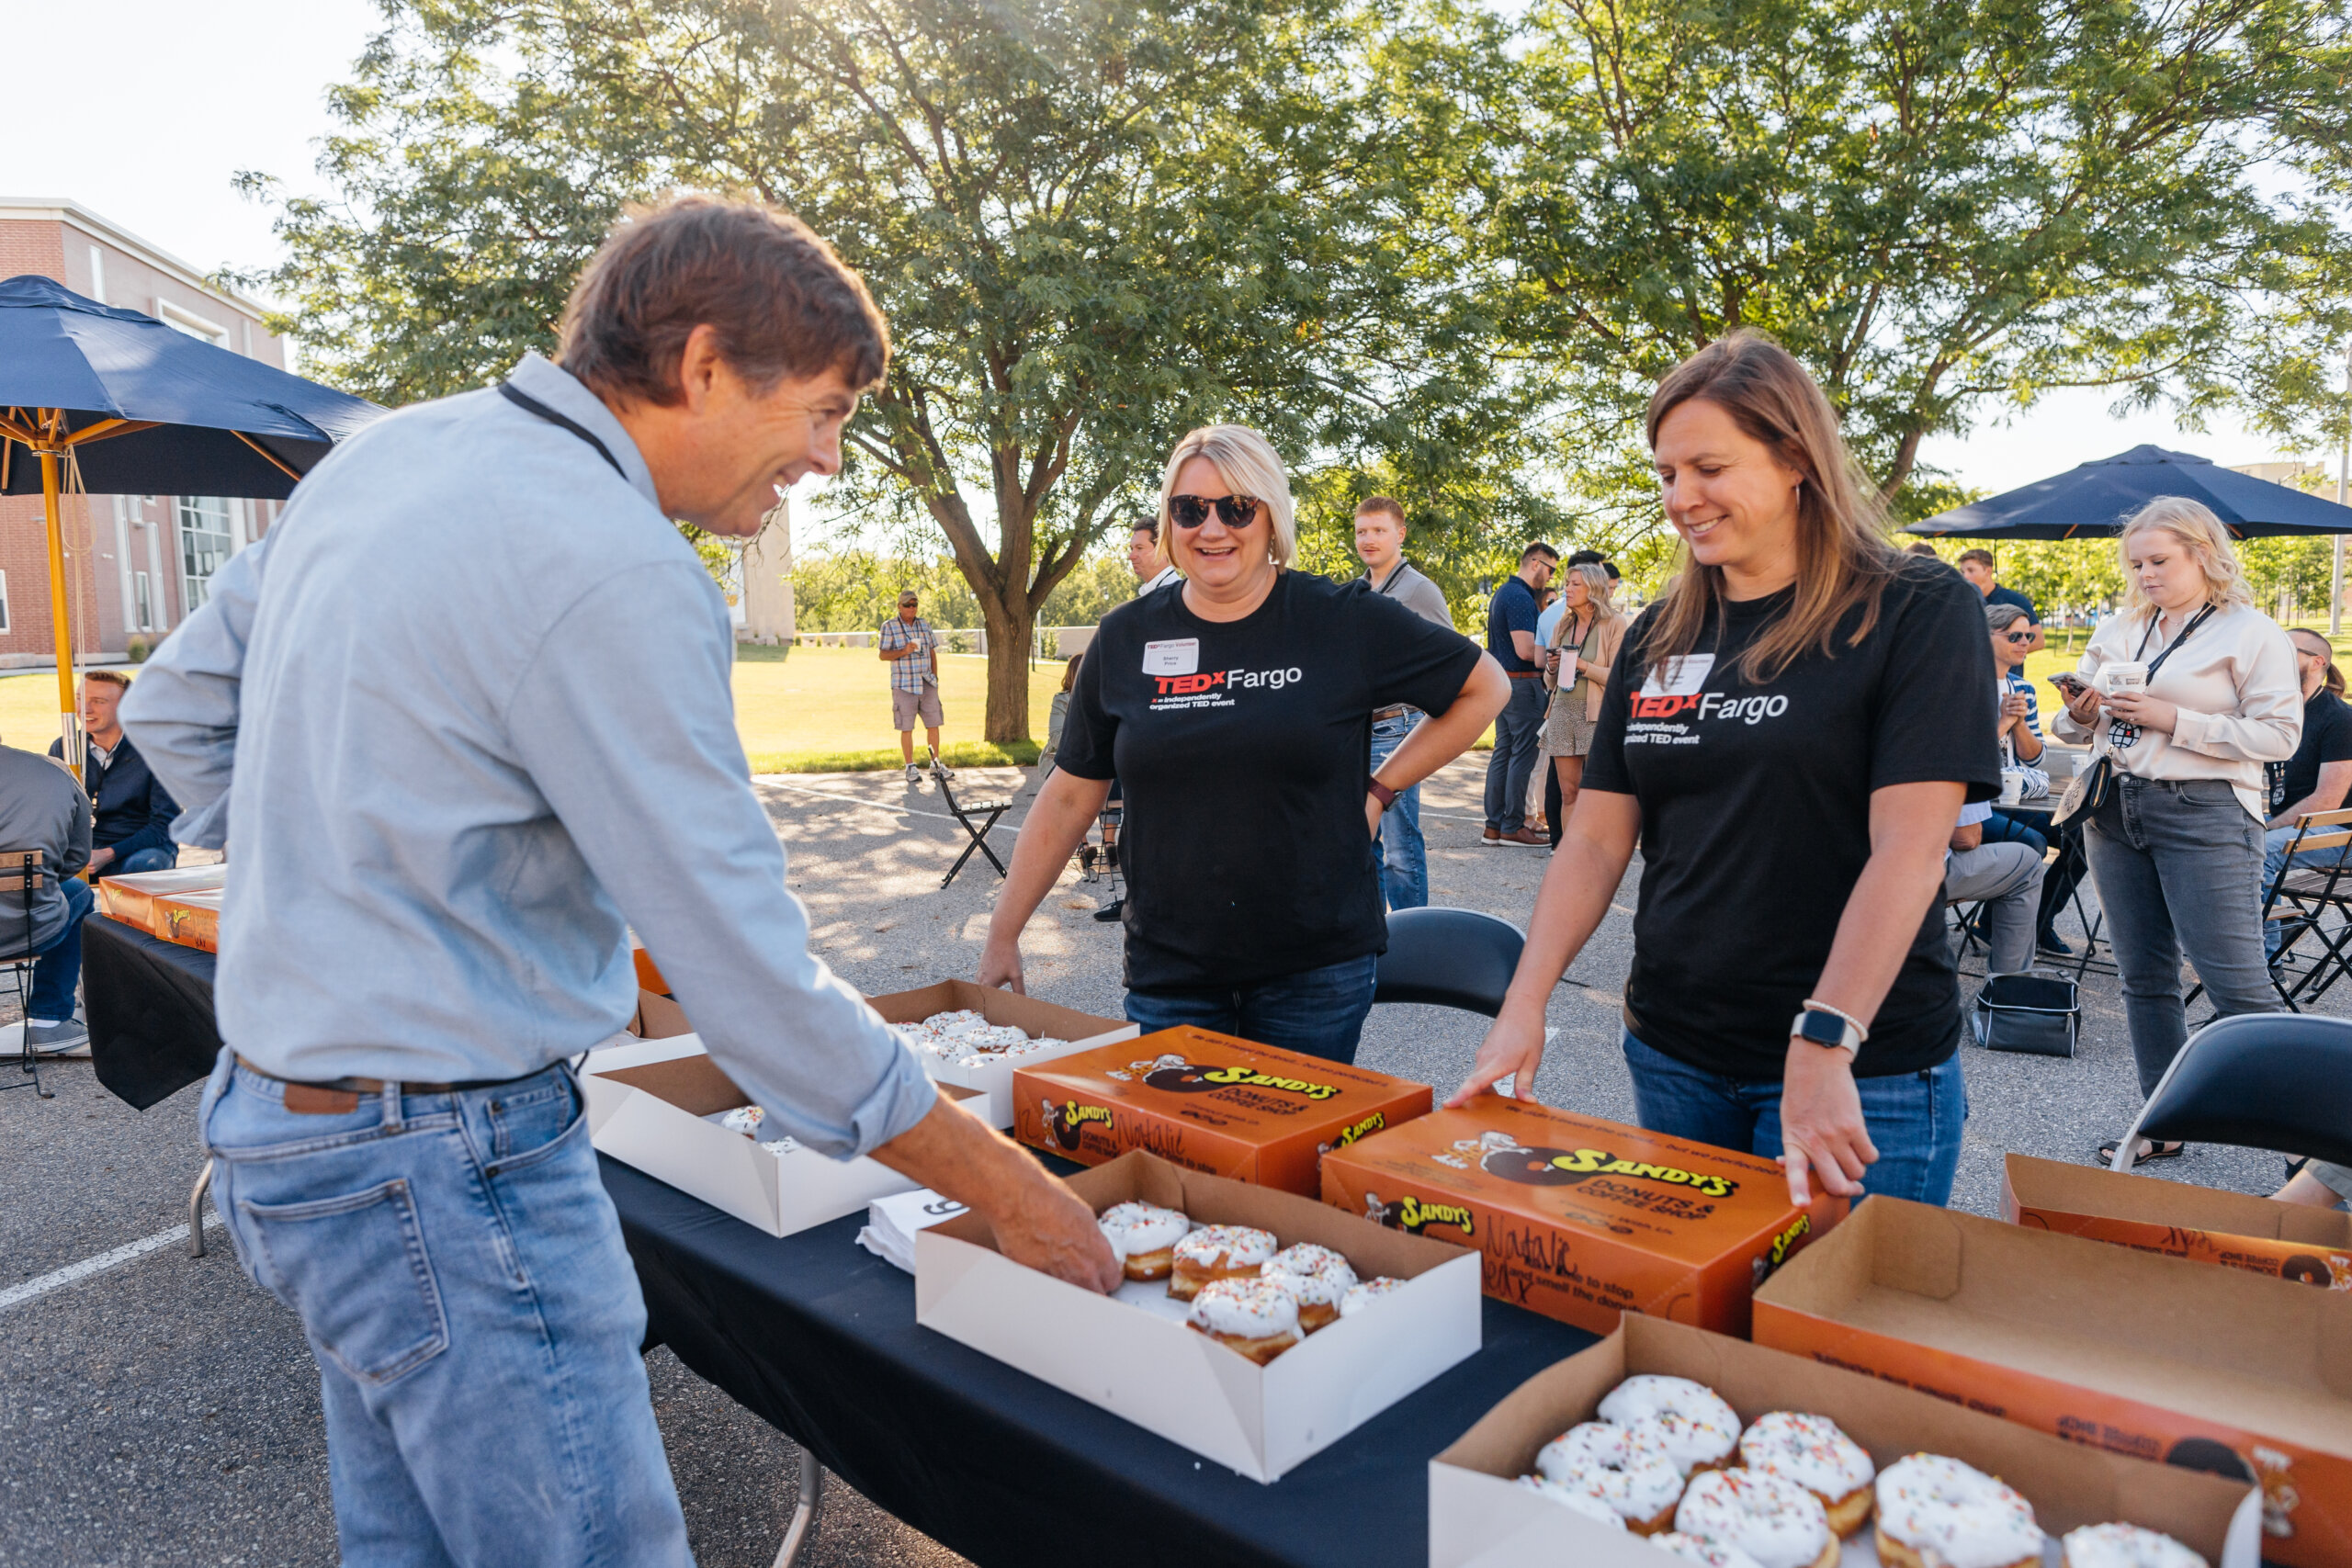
[905,763,922,784]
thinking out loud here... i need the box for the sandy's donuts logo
[1464,1131,1740,1200]
[1038,1098,1114,1151]
[1362,1190,1476,1238]
[1126,1054,1340,1101]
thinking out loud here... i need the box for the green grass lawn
[0,645,1069,774]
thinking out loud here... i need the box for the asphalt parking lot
[0,756,2315,1565]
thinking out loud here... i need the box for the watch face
[1798,1011,1846,1046]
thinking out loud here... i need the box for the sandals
[2097,1138,2187,1165]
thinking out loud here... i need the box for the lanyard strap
[2132,602,2218,676]
[498,381,628,481]
[1369,561,1413,597]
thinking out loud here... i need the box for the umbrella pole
[38,448,80,770]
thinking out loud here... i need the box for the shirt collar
[505,352,662,512]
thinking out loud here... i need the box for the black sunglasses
[1169,493,1262,530]
[2001,631,2032,644]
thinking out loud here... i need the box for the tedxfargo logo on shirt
[1626,652,1790,728]
[1141,637,1303,712]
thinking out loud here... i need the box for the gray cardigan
[0,745,90,953]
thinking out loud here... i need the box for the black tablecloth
[83,914,222,1109]
[607,1156,1592,1568]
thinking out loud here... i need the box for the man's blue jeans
[1483,677,1547,834]
[199,1051,692,1567]
[1370,714,1427,909]
[2262,823,2352,960]
[27,876,93,1021]
[112,845,177,874]
[1126,953,1380,1065]
[1622,1032,1968,1207]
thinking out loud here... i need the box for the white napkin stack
[856,1188,972,1273]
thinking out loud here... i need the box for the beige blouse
[1549,612,1628,723]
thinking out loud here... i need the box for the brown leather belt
[234,1053,537,1115]
[1372,705,1410,722]
[1508,671,1544,679]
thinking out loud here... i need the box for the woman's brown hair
[1637,330,1902,684]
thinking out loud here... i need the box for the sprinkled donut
[1339,1276,1404,1316]
[1183,1277,1300,1364]
[1097,1201,1192,1281]
[2062,1523,2207,1568]
[1513,1475,1627,1530]
[718,1106,765,1135]
[1599,1374,1741,1475]
[1261,1244,1360,1332]
[1874,1454,2042,1568]
[1169,1224,1276,1301]
[1652,1532,1766,1568]
[1738,1411,1876,1538]
[1675,1468,1836,1568]
[1533,1422,1684,1533]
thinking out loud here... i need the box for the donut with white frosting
[1183,1277,1300,1364]
[1674,1468,1836,1568]
[718,1106,764,1135]
[1513,1475,1628,1530]
[1261,1244,1359,1331]
[1873,1454,2042,1568]
[1533,1422,1683,1533]
[2061,1523,2206,1568]
[1170,1224,1276,1301]
[1652,1533,1766,1568]
[1339,1276,1404,1316]
[1097,1201,1192,1280]
[1600,1375,1742,1475]
[1738,1411,1876,1537]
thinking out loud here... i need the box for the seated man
[1947,799,2045,977]
[0,733,94,1050]
[48,670,179,877]
[2262,627,2352,962]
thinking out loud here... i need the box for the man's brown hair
[1957,547,1996,570]
[559,195,889,406]
[1355,495,1407,526]
[83,670,130,693]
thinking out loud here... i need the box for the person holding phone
[1455,331,1999,1208]
[2050,498,2299,1163]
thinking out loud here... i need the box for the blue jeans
[1126,953,1380,1065]
[1370,715,1427,909]
[199,1051,691,1567]
[2085,777,2276,1095]
[27,876,93,1021]
[1622,1032,1968,1207]
[112,845,177,874]
[2262,824,2352,960]
[1483,677,1547,834]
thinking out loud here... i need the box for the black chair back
[2120,1012,2352,1171]
[1372,907,1524,1018]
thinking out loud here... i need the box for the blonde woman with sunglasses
[979,425,1510,1063]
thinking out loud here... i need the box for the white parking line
[0,1213,223,1314]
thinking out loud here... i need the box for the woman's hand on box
[1450,1010,1547,1106]
[1778,1040,1876,1205]
[978,936,1026,995]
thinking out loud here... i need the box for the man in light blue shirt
[124,197,1117,1567]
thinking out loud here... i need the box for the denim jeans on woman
[1369,713,1428,909]
[1126,953,1380,1065]
[199,1050,692,1567]
[1622,1032,1968,1207]
[2084,775,2278,1095]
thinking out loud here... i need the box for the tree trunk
[978,589,1033,744]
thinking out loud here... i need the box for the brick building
[0,197,288,666]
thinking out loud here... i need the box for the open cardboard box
[915,1149,1482,1483]
[93,863,226,936]
[1753,1195,2352,1567]
[1322,1099,1841,1337]
[865,977,1135,1128]
[582,988,955,1238]
[2004,1152,2352,1287]
[1430,1314,2262,1568]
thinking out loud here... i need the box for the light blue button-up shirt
[120,353,937,1158]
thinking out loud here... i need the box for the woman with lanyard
[2050,498,2299,1164]
[1454,331,1998,1207]
[981,425,1509,1063]
[1539,560,1626,850]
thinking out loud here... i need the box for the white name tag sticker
[1142,638,1200,676]
[1640,653,1715,697]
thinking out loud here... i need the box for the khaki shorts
[892,685,944,731]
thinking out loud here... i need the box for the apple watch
[1792,1002,1865,1054]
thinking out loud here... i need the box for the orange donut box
[2004,1151,2352,1286]
[1009,1027,1433,1197]
[1318,1098,1844,1337]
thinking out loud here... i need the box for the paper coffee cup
[2000,771,2024,806]
[2099,661,2148,694]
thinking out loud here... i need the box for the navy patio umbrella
[0,276,382,754]
[1905,446,2352,541]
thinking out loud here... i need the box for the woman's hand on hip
[1778,1039,1877,1205]
[978,937,1026,995]
[1365,793,1385,840]
[2101,690,2177,734]
[1451,1009,1546,1105]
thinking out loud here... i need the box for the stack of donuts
[889,1010,1071,1068]
[1518,1377,2209,1568]
[707,1104,799,1157]
[1095,1201,1405,1365]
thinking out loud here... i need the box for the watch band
[1792,1003,1865,1053]
[1367,778,1398,811]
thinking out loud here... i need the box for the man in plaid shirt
[879,589,944,782]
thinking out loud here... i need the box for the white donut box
[1429,1314,2261,1568]
[862,976,1136,1129]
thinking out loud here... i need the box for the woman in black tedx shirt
[980,424,1507,1063]
[1455,332,1999,1207]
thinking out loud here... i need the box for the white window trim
[156,299,228,343]
[87,245,107,306]
[0,570,14,634]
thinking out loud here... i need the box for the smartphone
[2051,672,2090,698]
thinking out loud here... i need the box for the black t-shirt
[1057,571,1481,991]
[2269,687,2352,815]
[1581,559,2002,1080]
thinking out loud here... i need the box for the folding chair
[930,753,1011,889]
[1373,908,1524,1017]
[2260,807,2352,1010]
[0,851,55,1099]
[2109,1011,2352,1175]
